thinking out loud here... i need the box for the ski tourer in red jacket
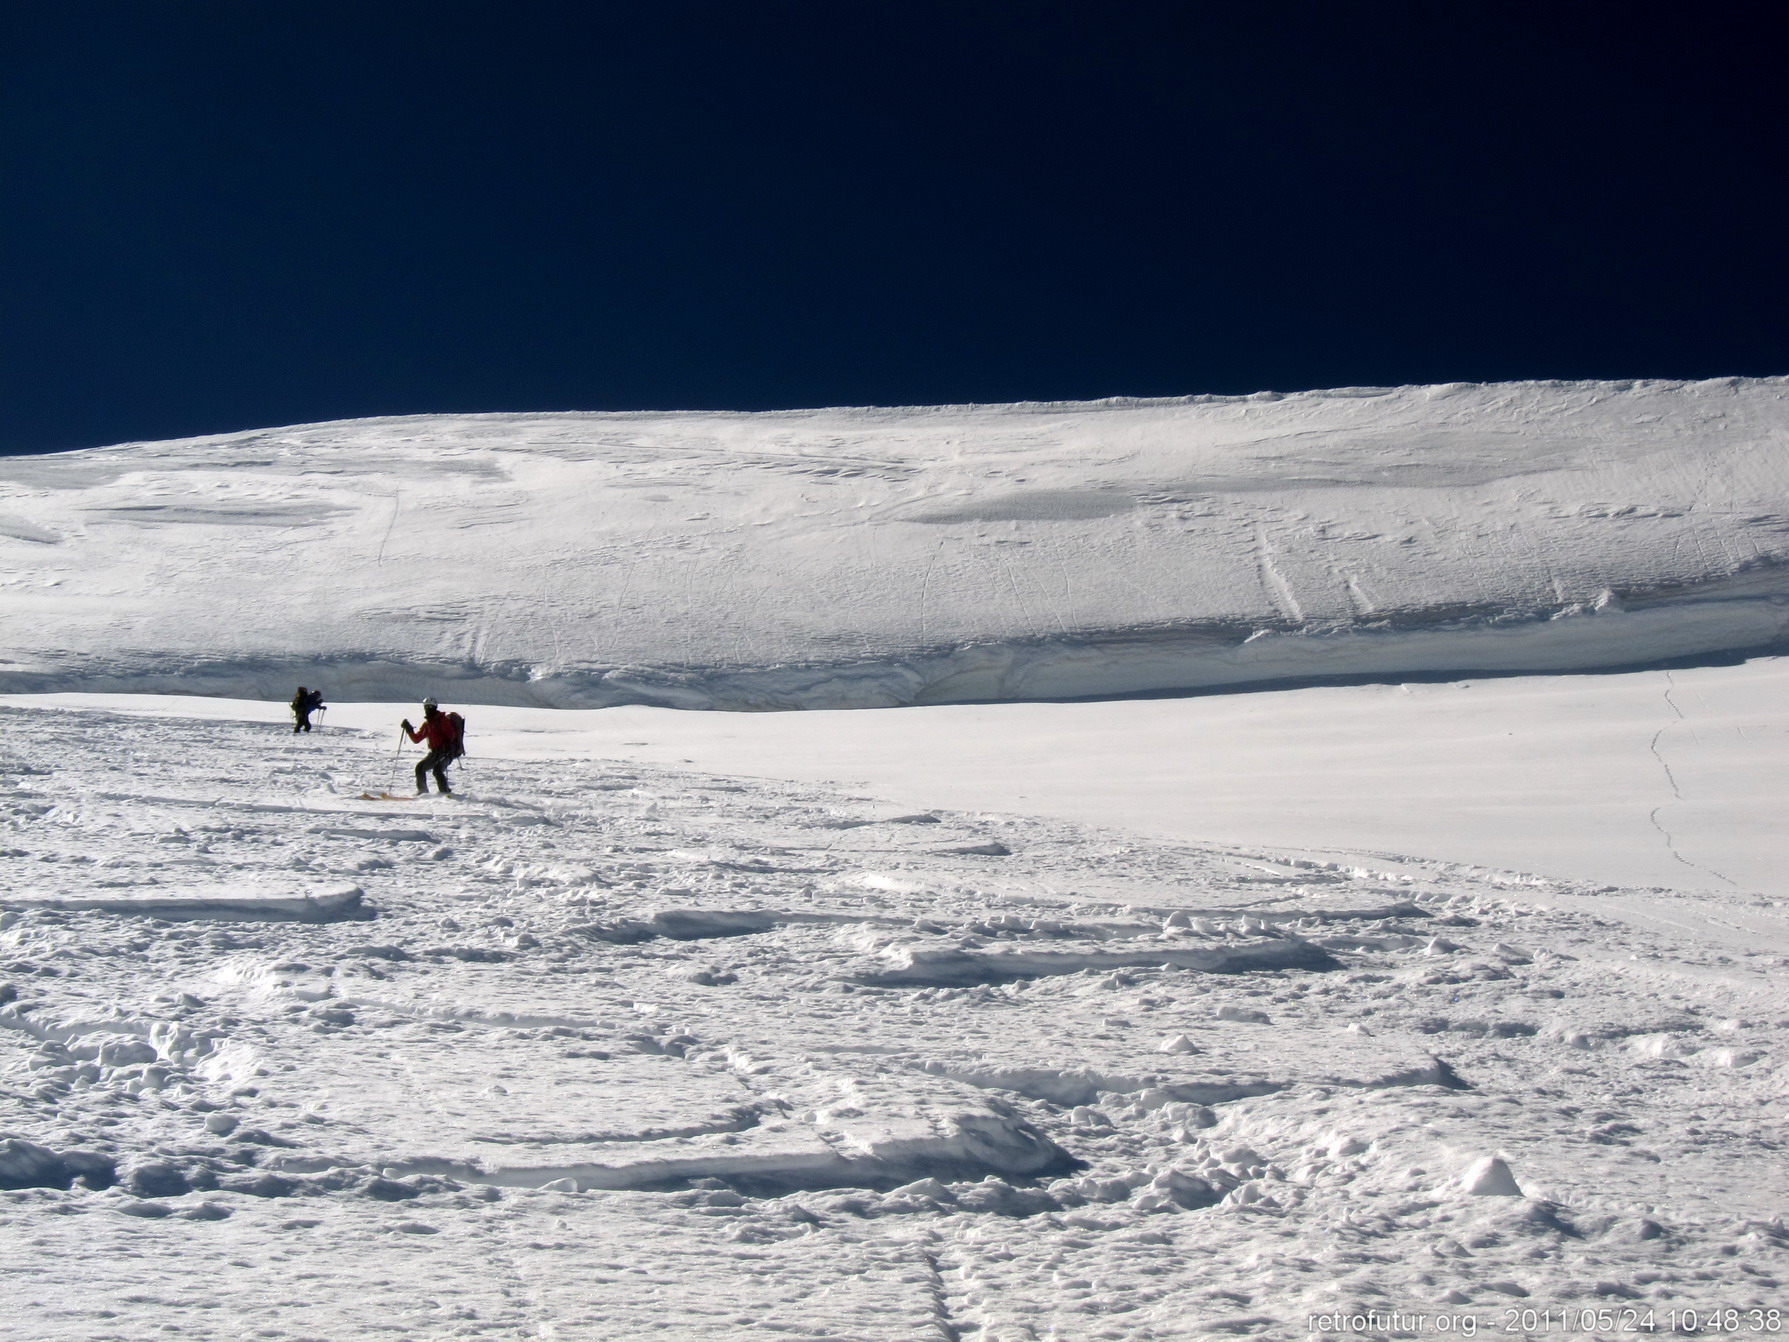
[401,699,463,794]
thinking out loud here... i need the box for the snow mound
[3,376,1787,708]
[1460,1154,1525,1197]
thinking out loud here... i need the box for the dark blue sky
[3,2,1785,454]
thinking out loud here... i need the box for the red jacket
[407,711,458,752]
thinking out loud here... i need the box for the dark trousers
[293,711,312,733]
[416,749,452,793]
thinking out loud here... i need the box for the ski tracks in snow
[1645,670,1740,888]
[1253,521,1304,624]
[375,485,402,566]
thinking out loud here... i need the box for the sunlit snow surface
[1,686,1786,1338]
[2,380,1788,1338]
[2,376,1788,706]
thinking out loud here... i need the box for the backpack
[445,711,466,760]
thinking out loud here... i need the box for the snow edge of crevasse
[4,573,1787,710]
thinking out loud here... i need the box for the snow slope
[4,378,1787,1337]
[2,700,1785,1339]
[3,377,1788,708]
[16,654,1785,896]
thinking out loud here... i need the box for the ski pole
[388,725,406,795]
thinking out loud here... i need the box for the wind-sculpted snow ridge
[3,376,1788,707]
[0,882,364,922]
[3,704,1786,1338]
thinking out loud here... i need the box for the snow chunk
[0,882,364,923]
[1216,1005,1273,1024]
[856,935,1336,987]
[647,908,777,940]
[1459,1155,1524,1197]
[0,1139,114,1190]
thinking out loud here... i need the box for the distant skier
[401,697,465,795]
[291,686,324,733]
